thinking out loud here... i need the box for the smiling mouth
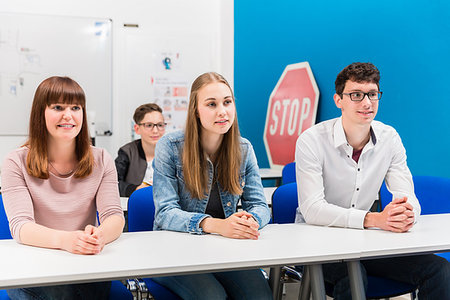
[57,124,75,128]
[215,120,228,124]
[358,111,373,115]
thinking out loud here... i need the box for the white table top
[259,168,282,180]
[1,214,449,289]
[360,213,450,259]
[0,224,360,289]
[264,187,276,205]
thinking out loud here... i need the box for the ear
[134,124,141,136]
[334,93,343,109]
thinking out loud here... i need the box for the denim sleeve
[153,136,209,234]
[240,142,271,229]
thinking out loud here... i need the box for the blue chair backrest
[126,187,183,299]
[282,162,296,185]
[271,182,298,224]
[128,186,155,232]
[380,175,450,214]
[0,194,12,240]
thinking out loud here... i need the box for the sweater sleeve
[97,149,125,223]
[1,151,35,242]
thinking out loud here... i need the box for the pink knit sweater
[1,146,124,242]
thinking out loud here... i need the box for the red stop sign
[263,62,319,169]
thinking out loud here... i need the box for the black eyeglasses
[342,91,383,102]
[138,122,167,130]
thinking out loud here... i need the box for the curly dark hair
[335,62,380,95]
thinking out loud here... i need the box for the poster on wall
[151,75,188,132]
[124,30,216,140]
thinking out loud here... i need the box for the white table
[1,214,449,300]
[0,223,361,291]
[264,186,276,206]
[259,168,282,186]
[335,214,450,300]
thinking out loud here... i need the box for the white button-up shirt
[295,117,420,229]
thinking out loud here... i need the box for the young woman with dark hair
[1,76,124,299]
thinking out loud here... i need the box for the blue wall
[235,0,450,177]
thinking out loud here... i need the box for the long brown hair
[182,72,242,199]
[26,76,93,179]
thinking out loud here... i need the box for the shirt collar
[333,117,380,149]
[333,117,348,148]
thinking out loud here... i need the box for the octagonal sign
[263,62,319,169]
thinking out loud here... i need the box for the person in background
[295,62,450,299]
[115,103,166,197]
[152,72,273,300]
[1,76,125,300]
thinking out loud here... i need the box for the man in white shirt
[295,62,450,299]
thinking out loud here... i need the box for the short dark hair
[133,103,163,124]
[335,62,380,95]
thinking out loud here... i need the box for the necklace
[49,161,75,177]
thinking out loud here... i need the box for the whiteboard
[0,13,112,135]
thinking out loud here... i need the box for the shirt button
[358,168,360,171]
[356,188,360,191]
[352,204,355,207]
[347,155,350,158]
[241,181,245,187]
[227,202,231,207]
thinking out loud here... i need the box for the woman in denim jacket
[152,72,272,300]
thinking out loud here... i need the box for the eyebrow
[203,95,232,101]
[347,89,378,92]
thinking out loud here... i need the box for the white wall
[0,0,233,168]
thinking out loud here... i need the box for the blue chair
[0,194,132,300]
[281,162,296,185]
[271,182,298,224]
[380,175,450,214]
[380,175,450,262]
[271,183,417,299]
[127,186,182,300]
[109,280,133,300]
[0,194,11,299]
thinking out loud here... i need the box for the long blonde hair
[25,76,93,179]
[182,72,242,199]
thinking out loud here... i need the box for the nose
[361,94,372,107]
[62,108,72,120]
[217,103,226,117]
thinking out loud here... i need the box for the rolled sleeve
[96,149,124,223]
[240,142,271,229]
[153,135,209,234]
[384,132,421,217]
[1,152,36,242]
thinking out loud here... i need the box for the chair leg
[298,266,311,300]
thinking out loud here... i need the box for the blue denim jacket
[153,130,271,234]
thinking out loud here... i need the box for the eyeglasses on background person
[138,122,167,130]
